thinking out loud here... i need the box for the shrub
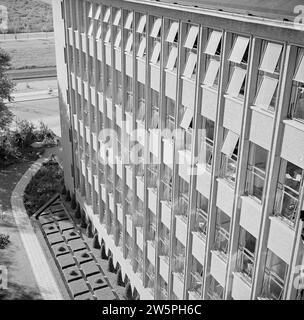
[0,234,10,249]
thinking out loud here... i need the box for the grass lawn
[0,38,56,69]
[0,0,53,33]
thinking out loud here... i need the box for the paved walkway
[9,148,63,300]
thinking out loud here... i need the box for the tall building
[52,0,304,300]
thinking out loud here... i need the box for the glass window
[114,29,121,48]
[166,21,179,43]
[204,31,222,56]
[294,53,304,83]
[94,6,102,20]
[151,41,161,64]
[229,36,250,64]
[125,12,133,29]
[104,26,111,43]
[137,15,146,33]
[183,52,197,78]
[180,107,193,130]
[166,46,178,70]
[125,33,133,52]
[259,42,283,74]
[137,37,146,58]
[214,209,230,258]
[226,67,247,98]
[96,25,102,39]
[254,76,278,110]
[184,26,199,49]
[103,7,111,23]
[150,18,162,38]
[203,59,220,87]
[113,9,121,26]
[221,131,239,158]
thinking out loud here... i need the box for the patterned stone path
[36,196,118,300]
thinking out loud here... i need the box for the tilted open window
[166,46,178,71]
[113,10,121,26]
[125,12,133,30]
[104,27,111,43]
[151,41,161,64]
[183,52,197,79]
[96,26,102,39]
[259,42,283,74]
[137,37,146,58]
[94,6,102,20]
[137,15,146,33]
[114,29,121,48]
[203,59,220,87]
[184,26,198,50]
[103,8,111,23]
[226,67,247,98]
[294,53,304,83]
[221,131,239,158]
[229,36,250,64]
[180,108,193,130]
[88,22,94,36]
[166,21,179,43]
[204,31,222,56]
[255,76,278,109]
[150,18,161,38]
[125,33,133,52]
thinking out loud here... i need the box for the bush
[0,234,10,249]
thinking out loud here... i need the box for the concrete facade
[53,0,304,300]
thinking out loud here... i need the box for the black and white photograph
[0,0,304,314]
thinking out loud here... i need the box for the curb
[10,152,63,300]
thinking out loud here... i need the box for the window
[166,21,179,43]
[237,228,256,281]
[198,119,214,171]
[113,10,121,26]
[137,15,146,33]
[114,29,121,48]
[246,143,268,202]
[195,194,209,236]
[226,67,247,98]
[125,33,133,52]
[137,37,146,58]
[208,276,224,300]
[261,250,287,300]
[183,52,197,79]
[254,76,278,110]
[294,52,304,83]
[274,160,303,227]
[94,6,102,20]
[203,59,220,87]
[96,25,102,39]
[229,36,250,64]
[103,7,111,23]
[214,209,230,258]
[151,41,161,64]
[150,18,161,38]
[221,130,239,184]
[166,46,178,71]
[104,26,111,43]
[184,26,198,50]
[204,31,222,56]
[180,107,193,130]
[125,12,133,30]
[88,22,94,36]
[259,42,283,74]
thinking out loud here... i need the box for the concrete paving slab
[62,229,81,242]
[56,253,76,269]
[81,261,101,278]
[52,242,70,257]
[63,266,83,283]
[42,222,59,235]
[69,279,90,298]
[94,287,117,300]
[74,249,93,265]
[68,238,88,252]
[86,273,108,290]
[47,232,65,245]
[58,220,74,232]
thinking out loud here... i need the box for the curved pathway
[10,149,63,300]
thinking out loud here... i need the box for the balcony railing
[246,165,266,202]
[214,227,230,259]
[195,208,208,237]
[274,184,299,228]
[236,247,255,282]
[221,154,238,186]
[260,270,285,300]
[190,271,203,296]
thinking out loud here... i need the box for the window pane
[184,26,198,49]
[229,37,250,64]
[221,131,239,157]
[255,76,278,109]
[113,10,121,26]
[150,18,161,38]
[183,52,197,78]
[104,27,111,43]
[293,87,304,120]
[167,22,179,43]
[125,33,133,52]
[96,26,102,39]
[88,22,94,36]
[137,37,146,58]
[294,54,304,83]
[103,8,111,23]
[180,108,193,130]
[259,42,282,73]
[137,15,146,33]
[166,46,178,70]
[114,29,121,48]
[151,41,161,64]
[204,31,222,56]
[203,59,220,87]
[226,67,247,98]
[125,12,133,30]
[94,6,101,20]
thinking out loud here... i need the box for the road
[0,32,54,42]
[8,67,57,81]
